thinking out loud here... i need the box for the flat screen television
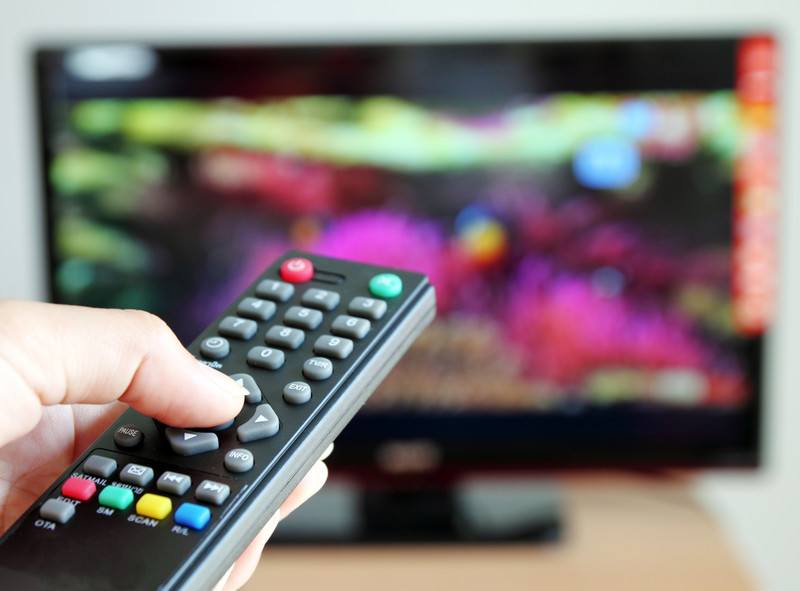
[34,34,778,476]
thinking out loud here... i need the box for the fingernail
[199,363,248,398]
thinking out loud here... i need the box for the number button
[313,334,354,359]
[200,336,230,360]
[301,288,340,311]
[218,316,257,340]
[255,279,294,302]
[237,297,276,321]
[348,296,387,320]
[331,315,371,339]
[246,346,285,370]
[265,325,305,350]
[284,306,323,330]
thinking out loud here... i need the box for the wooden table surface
[247,479,753,591]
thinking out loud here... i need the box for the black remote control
[0,252,436,590]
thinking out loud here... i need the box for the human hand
[0,301,329,590]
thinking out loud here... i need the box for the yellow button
[136,493,172,520]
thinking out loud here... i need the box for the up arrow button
[237,404,280,443]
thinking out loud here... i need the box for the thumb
[0,301,245,447]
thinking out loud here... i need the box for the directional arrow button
[237,404,279,443]
[165,428,219,456]
[229,373,262,404]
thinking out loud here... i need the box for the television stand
[273,478,563,544]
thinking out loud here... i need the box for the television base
[273,477,563,544]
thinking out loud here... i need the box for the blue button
[174,502,211,531]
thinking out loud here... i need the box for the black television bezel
[32,34,770,473]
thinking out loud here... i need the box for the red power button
[280,257,314,283]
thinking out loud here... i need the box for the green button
[99,485,134,510]
[369,273,403,299]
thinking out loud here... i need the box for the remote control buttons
[82,454,117,478]
[196,480,230,506]
[331,315,371,340]
[314,335,354,359]
[255,279,294,302]
[303,357,333,381]
[265,325,305,350]
[246,346,285,370]
[136,493,172,520]
[218,316,257,340]
[230,373,262,404]
[283,381,312,405]
[284,306,323,330]
[369,273,403,299]
[114,424,144,449]
[237,404,280,442]
[157,472,192,496]
[166,428,220,456]
[200,336,230,360]
[120,463,154,487]
[225,449,254,473]
[62,477,96,501]
[99,486,134,510]
[301,288,340,311]
[40,498,75,524]
[175,503,211,531]
[280,257,314,283]
[348,296,387,320]
[237,297,276,321]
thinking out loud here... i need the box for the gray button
[313,334,354,359]
[40,498,75,524]
[255,279,294,302]
[114,424,144,449]
[119,463,154,486]
[218,316,257,340]
[200,336,230,360]
[331,315,371,340]
[82,454,117,478]
[224,448,254,473]
[265,325,305,350]
[284,306,323,330]
[207,419,234,431]
[348,296,387,320]
[237,297,276,321]
[283,381,312,405]
[302,288,340,311]
[237,404,280,443]
[246,346,285,370]
[230,373,261,404]
[165,428,220,456]
[157,471,192,495]
[196,480,230,506]
[303,357,333,381]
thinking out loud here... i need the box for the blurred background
[0,1,798,590]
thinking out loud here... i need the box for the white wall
[1,1,798,588]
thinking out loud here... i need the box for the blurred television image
[36,36,777,468]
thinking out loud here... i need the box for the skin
[0,301,329,591]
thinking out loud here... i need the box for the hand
[0,301,329,590]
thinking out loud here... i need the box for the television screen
[36,35,778,468]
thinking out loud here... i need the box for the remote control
[0,252,435,590]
